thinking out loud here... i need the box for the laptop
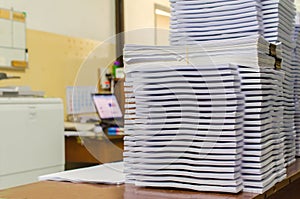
[91,93,123,127]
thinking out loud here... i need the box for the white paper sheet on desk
[124,151,242,161]
[125,129,243,142]
[125,145,242,155]
[174,12,258,25]
[174,20,259,31]
[244,132,275,143]
[244,112,270,119]
[128,71,238,80]
[244,95,272,101]
[172,25,260,36]
[125,133,244,143]
[244,129,275,139]
[131,80,239,88]
[130,123,243,131]
[174,0,255,9]
[135,105,241,113]
[134,99,243,107]
[125,166,241,179]
[243,166,277,182]
[125,35,268,50]
[243,139,275,150]
[135,93,243,101]
[239,71,273,78]
[170,31,257,40]
[174,1,259,15]
[243,123,273,132]
[135,111,243,119]
[243,173,278,191]
[39,161,125,184]
[242,158,277,174]
[127,139,243,149]
[125,48,273,68]
[133,175,242,188]
[174,15,258,28]
[124,156,242,166]
[134,118,244,127]
[243,151,277,163]
[243,145,276,157]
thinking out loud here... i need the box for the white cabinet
[0,9,27,69]
[0,98,65,189]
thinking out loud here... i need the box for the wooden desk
[1,159,300,199]
[65,134,124,164]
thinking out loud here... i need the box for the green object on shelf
[112,61,121,78]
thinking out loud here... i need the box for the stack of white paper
[153,0,296,194]
[39,162,125,184]
[169,0,297,167]
[262,0,297,165]
[125,36,273,68]
[293,25,300,157]
[170,0,263,45]
[238,66,286,193]
[272,69,287,181]
[123,39,286,194]
[124,62,244,193]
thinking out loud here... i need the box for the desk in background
[64,127,124,169]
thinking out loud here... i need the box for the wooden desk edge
[1,160,300,199]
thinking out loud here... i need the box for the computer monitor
[92,94,123,120]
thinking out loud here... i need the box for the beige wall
[296,0,300,11]
[0,1,117,118]
[124,0,170,45]
[155,14,170,45]
[0,0,115,41]
[0,29,115,118]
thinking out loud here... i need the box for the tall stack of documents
[261,0,297,165]
[293,25,300,157]
[123,37,286,193]
[170,0,263,45]
[238,66,286,193]
[124,62,245,193]
[169,0,290,184]
[170,0,297,166]
[272,69,286,176]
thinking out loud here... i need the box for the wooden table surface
[1,159,300,199]
[65,135,124,164]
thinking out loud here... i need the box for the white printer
[0,97,65,189]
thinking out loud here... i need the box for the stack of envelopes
[170,0,263,45]
[262,0,297,165]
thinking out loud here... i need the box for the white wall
[296,0,300,11]
[124,0,170,45]
[0,0,115,41]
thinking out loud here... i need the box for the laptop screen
[92,94,123,119]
